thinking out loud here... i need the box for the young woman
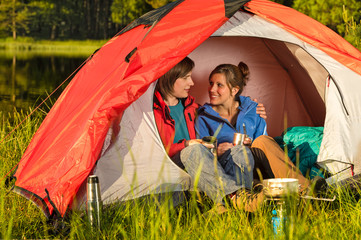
[154,57,267,213]
[196,62,267,148]
[193,62,311,211]
[153,56,202,165]
[154,58,267,162]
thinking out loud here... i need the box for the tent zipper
[329,76,349,116]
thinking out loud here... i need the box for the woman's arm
[254,116,268,139]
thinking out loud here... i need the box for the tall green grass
[1,109,361,239]
[0,37,107,58]
[0,108,49,239]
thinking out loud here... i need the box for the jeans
[218,144,254,189]
[180,144,254,204]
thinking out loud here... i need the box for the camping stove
[262,178,300,235]
[262,178,336,235]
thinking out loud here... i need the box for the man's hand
[254,98,267,120]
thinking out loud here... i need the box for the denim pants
[180,144,254,204]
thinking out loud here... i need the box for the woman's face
[171,71,194,99]
[209,73,237,106]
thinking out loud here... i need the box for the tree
[293,0,361,36]
[271,0,294,7]
[0,0,32,39]
[28,0,115,40]
[28,1,67,39]
[145,0,174,8]
[343,6,361,50]
[111,0,152,28]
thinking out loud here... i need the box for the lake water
[0,51,89,116]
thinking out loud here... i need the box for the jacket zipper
[202,103,256,131]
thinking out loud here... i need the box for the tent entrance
[78,36,331,208]
[189,36,328,137]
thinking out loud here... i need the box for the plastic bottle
[271,206,284,235]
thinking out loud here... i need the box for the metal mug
[233,133,246,146]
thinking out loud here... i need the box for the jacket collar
[154,91,195,109]
[154,90,195,120]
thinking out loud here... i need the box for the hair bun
[238,62,250,84]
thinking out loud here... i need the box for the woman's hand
[186,139,216,149]
[217,142,233,156]
[243,137,252,146]
[254,98,267,120]
[185,139,203,147]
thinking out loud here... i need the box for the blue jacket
[195,96,267,144]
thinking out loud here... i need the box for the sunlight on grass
[0,38,107,58]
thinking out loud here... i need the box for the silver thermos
[86,175,102,229]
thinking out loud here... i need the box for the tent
[12,0,361,218]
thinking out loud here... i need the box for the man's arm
[254,98,267,120]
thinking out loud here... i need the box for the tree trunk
[94,0,100,38]
[103,0,109,39]
[12,0,16,40]
[86,0,93,38]
[51,24,57,40]
[11,55,16,103]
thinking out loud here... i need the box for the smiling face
[171,71,194,99]
[209,73,239,107]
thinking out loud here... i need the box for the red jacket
[153,91,199,158]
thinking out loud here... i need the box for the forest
[0,0,361,49]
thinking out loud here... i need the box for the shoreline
[0,38,107,57]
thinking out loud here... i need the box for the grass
[0,37,107,58]
[1,109,361,239]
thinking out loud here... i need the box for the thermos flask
[86,175,102,229]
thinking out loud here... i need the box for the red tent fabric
[245,0,361,75]
[13,0,241,217]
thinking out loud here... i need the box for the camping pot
[86,175,102,229]
[233,133,246,146]
[263,178,299,198]
[202,136,217,159]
